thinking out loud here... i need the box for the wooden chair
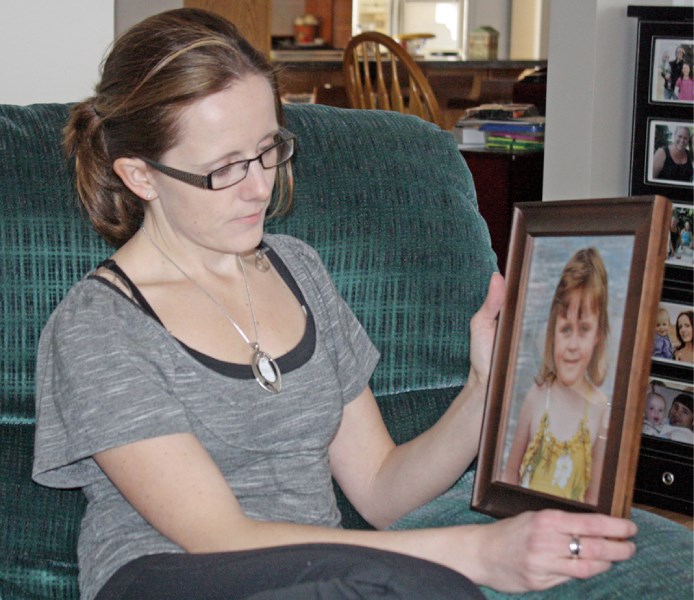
[342,31,443,128]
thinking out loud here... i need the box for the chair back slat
[343,31,443,128]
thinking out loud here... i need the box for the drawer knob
[662,472,675,486]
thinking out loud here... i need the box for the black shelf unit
[628,6,693,516]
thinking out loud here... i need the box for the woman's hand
[466,509,637,592]
[467,272,505,388]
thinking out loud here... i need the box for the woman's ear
[113,157,157,201]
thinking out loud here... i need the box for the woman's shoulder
[42,273,168,353]
[263,232,320,261]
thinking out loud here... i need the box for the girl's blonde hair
[63,8,292,247]
[537,247,610,386]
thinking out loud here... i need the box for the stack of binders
[481,119,544,151]
[453,103,545,151]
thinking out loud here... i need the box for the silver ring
[569,535,582,559]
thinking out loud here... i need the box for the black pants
[95,543,484,599]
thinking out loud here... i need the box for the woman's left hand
[468,272,505,387]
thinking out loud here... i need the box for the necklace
[141,227,281,393]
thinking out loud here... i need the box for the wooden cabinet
[184,0,272,55]
[460,148,544,274]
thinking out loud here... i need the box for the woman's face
[682,63,691,78]
[673,128,691,151]
[553,290,600,391]
[677,314,693,344]
[145,74,279,256]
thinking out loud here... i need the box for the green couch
[1,102,691,599]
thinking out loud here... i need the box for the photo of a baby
[643,379,694,445]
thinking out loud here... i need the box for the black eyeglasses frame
[139,128,296,191]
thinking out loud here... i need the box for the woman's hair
[675,310,694,351]
[64,8,291,247]
[537,247,610,386]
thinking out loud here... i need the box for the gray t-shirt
[33,234,380,600]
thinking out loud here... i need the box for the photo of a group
[650,38,694,104]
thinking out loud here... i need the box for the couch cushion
[273,104,497,397]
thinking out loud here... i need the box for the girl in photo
[675,63,694,101]
[504,248,611,504]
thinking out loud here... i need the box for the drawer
[634,451,693,514]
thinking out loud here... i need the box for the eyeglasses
[140,128,296,190]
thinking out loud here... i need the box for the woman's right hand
[458,509,637,592]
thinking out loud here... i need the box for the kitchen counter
[272,49,546,72]
[273,50,547,129]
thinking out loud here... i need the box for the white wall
[543,0,693,201]
[115,0,181,35]
[0,1,113,104]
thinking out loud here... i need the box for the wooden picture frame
[472,196,670,519]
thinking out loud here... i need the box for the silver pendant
[251,346,281,393]
[255,249,271,272]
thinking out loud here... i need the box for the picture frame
[665,203,694,271]
[649,38,694,105]
[645,120,694,189]
[472,196,670,519]
[628,9,694,202]
[651,299,694,369]
[642,377,693,446]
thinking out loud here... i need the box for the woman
[663,46,686,100]
[652,126,693,182]
[32,9,636,600]
[674,310,694,363]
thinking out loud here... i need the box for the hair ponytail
[63,99,143,247]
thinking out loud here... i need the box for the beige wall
[0,1,113,104]
[542,0,689,201]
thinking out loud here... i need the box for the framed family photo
[665,203,694,269]
[646,120,694,189]
[642,378,693,446]
[628,9,694,203]
[649,38,694,105]
[651,300,694,368]
[472,196,670,519]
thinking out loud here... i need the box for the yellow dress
[518,385,592,502]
